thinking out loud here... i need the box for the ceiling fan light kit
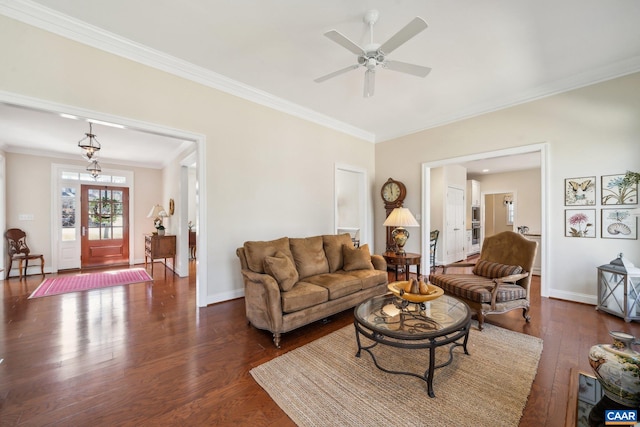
[315,10,431,97]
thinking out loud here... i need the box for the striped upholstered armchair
[429,231,538,330]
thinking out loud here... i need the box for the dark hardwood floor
[1,261,639,426]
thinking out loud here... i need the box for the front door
[81,185,129,267]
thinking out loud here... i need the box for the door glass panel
[87,189,124,240]
[112,227,123,239]
[61,187,76,242]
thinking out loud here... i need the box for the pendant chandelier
[78,122,101,160]
[86,159,101,178]
[78,122,102,179]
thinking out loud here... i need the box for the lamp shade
[147,204,168,219]
[383,208,419,227]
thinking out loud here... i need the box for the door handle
[82,226,86,236]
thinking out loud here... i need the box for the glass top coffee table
[353,290,471,397]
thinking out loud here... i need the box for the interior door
[81,185,129,267]
[445,186,465,263]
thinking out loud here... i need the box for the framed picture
[601,209,638,239]
[601,174,638,205]
[565,177,596,206]
[565,209,596,238]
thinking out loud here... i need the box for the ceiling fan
[315,10,431,97]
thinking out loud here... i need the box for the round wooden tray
[387,281,444,303]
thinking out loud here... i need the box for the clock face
[382,182,401,202]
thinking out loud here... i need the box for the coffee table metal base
[354,319,471,398]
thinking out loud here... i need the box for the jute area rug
[29,268,153,298]
[251,322,543,427]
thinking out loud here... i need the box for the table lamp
[383,207,419,254]
[147,204,168,229]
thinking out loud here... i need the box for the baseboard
[548,288,596,305]
[206,288,244,306]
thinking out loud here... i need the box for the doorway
[483,192,515,238]
[80,185,129,267]
[334,164,369,246]
[421,143,548,297]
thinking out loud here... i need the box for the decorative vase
[589,331,640,407]
[158,229,165,236]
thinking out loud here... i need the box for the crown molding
[0,0,375,143]
[377,55,640,142]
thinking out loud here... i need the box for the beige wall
[0,16,376,303]
[376,73,640,304]
[4,152,163,267]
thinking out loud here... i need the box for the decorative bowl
[387,281,444,303]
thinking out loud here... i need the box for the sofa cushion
[337,269,387,290]
[281,282,329,313]
[290,236,330,279]
[243,237,292,274]
[323,234,354,272]
[304,273,362,300]
[263,251,299,292]
[472,260,523,279]
[342,244,374,271]
[429,273,527,303]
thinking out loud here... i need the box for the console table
[383,251,421,281]
[144,234,176,275]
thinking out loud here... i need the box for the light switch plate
[18,214,34,221]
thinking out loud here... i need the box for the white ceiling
[1,0,639,170]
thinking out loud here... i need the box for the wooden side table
[383,251,421,281]
[145,234,176,275]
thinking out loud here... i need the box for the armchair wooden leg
[477,311,485,330]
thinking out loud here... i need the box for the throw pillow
[342,244,374,271]
[263,251,299,291]
[243,237,291,274]
[290,236,330,279]
[323,233,354,272]
[472,259,523,279]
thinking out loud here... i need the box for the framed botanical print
[565,209,596,238]
[601,174,638,205]
[565,177,596,206]
[601,209,637,239]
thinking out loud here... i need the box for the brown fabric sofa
[237,233,388,347]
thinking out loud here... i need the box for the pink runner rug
[29,268,153,298]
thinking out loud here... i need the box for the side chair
[429,231,537,330]
[5,228,45,280]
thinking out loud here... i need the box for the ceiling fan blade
[324,30,365,55]
[379,17,428,55]
[384,60,432,77]
[314,64,360,83]
[364,69,375,97]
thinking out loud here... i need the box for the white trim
[334,163,370,247]
[376,57,640,142]
[0,0,374,143]
[0,154,5,277]
[421,143,549,297]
